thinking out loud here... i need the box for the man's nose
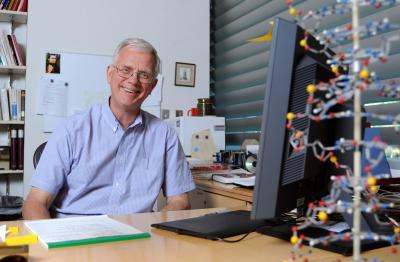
[126,72,140,84]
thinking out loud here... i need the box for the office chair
[33,142,47,169]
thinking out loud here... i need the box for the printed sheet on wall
[36,51,163,132]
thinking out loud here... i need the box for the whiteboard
[36,51,162,132]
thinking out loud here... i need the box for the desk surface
[10,208,399,262]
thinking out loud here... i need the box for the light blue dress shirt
[32,100,195,217]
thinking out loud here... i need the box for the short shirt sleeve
[31,121,72,196]
[162,127,196,197]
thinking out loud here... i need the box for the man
[23,38,195,219]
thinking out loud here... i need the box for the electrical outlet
[162,109,169,119]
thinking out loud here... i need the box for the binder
[9,128,17,170]
[17,129,23,170]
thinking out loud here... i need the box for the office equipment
[24,215,150,249]
[165,116,225,156]
[250,18,393,255]
[151,210,271,240]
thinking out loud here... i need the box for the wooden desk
[194,178,253,201]
[10,209,399,262]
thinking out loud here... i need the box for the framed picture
[175,62,196,87]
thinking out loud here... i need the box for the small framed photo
[45,53,61,74]
[175,62,196,87]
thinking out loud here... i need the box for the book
[8,88,17,120]
[0,88,10,121]
[11,34,24,66]
[24,215,151,249]
[6,0,14,10]
[10,0,19,11]
[0,0,6,9]
[1,32,15,66]
[17,129,23,170]
[20,89,25,121]
[16,0,25,12]
[7,35,19,66]
[9,128,17,170]
[1,0,9,10]
[0,35,10,66]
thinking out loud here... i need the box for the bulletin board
[36,51,162,132]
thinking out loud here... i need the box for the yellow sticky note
[7,227,19,235]
[5,234,38,246]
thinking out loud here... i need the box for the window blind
[211,0,400,149]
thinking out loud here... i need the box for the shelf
[0,65,26,74]
[0,169,23,174]
[0,10,27,24]
[0,120,24,125]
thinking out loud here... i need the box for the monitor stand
[257,190,394,256]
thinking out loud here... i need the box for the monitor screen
[251,18,355,220]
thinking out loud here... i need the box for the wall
[22,0,210,197]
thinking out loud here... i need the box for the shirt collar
[101,98,145,131]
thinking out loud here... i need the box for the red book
[11,34,24,66]
[7,34,18,66]
[17,129,23,170]
[17,0,26,12]
[9,128,17,170]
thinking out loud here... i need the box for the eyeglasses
[113,65,155,84]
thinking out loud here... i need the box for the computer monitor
[251,17,349,220]
[250,18,392,255]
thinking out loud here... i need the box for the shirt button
[113,127,117,132]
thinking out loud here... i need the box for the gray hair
[113,38,160,76]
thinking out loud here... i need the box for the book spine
[1,32,14,66]
[0,35,9,66]
[6,35,18,66]
[17,0,25,12]
[10,0,18,11]
[10,128,17,170]
[0,88,10,121]
[17,129,23,170]
[20,89,25,121]
[11,34,24,66]
[6,0,14,10]
[9,88,17,121]
[1,0,9,10]
[16,88,20,120]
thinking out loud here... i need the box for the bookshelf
[0,6,27,199]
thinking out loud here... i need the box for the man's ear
[106,65,113,84]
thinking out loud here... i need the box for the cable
[216,224,270,243]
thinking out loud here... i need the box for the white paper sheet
[25,215,147,246]
[36,76,68,117]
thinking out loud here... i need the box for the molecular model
[284,0,400,261]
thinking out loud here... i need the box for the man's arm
[162,193,190,211]
[22,187,54,220]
